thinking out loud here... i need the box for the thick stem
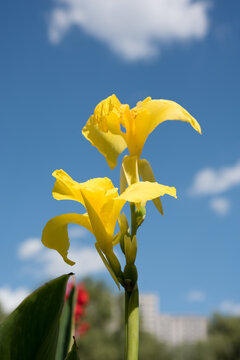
[124,200,139,359]
[125,286,139,360]
[125,290,130,359]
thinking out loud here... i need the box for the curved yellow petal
[52,169,116,203]
[119,181,177,203]
[80,190,112,254]
[100,197,126,236]
[82,95,127,169]
[142,98,201,135]
[41,213,93,265]
[52,169,83,202]
[128,98,201,156]
[82,118,127,169]
[138,159,163,215]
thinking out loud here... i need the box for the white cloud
[18,237,43,260]
[186,290,206,302]
[190,161,240,196]
[0,287,30,313]
[18,238,105,279]
[48,0,210,61]
[68,226,87,239]
[209,197,230,216]
[219,301,240,316]
[40,247,105,278]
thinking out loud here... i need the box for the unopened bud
[118,212,129,234]
[124,235,137,265]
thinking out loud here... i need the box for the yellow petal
[82,96,127,169]
[120,162,128,194]
[82,119,127,170]
[142,98,201,135]
[91,94,122,133]
[41,213,93,265]
[52,169,115,204]
[81,189,112,254]
[127,98,201,156]
[100,197,126,236]
[138,159,163,215]
[121,155,139,185]
[126,107,150,156]
[52,169,83,202]
[119,181,177,203]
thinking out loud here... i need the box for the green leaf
[64,338,80,360]
[0,273,72,360]
[56,285,76,360]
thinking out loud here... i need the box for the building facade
[139,293,208,345]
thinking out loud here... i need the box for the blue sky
[0,0,240,315]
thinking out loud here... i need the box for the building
[139,293,208,345]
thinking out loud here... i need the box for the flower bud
[124,235,137,265]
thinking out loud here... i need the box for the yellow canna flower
[82,94,201,169]
[82,94,200,214]
[42,169,125,266]
[42,169,176,267]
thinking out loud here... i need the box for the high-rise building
[139,293,208,345]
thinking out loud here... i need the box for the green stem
[125,286,139,360]
[124,200,139,359]
[125,290,130,359]
[130,203,137,237]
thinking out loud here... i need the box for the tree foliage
[77,278,170,360]
[76,278,240,360]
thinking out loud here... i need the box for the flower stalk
[125,286,139,360]
[41,94,201,360]
[124,202,139,359]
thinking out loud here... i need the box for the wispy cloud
[189,161,240,196]
[0,287,30,313]
[186,290,206,302]
[18,237,105,279]
[209,197,230,216]
[219,301,240,316]
[48,0,210,61]
[18,237,43,260]
[68,226,87,239]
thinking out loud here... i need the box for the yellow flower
[42,169,176,266]
[82,94,201,169]
[82,94,200,214]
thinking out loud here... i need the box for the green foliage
[208,314,240,360]
[171,314,240,360]
[0,302,6,323]
[2,274,238,360]
[56,286,76,360]
[0,274,71,360]
[65,339,80,360]
[76,279,240,360]
[171,342,214,360]
[77,278,171,360]
[139,331,171,360]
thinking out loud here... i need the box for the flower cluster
[65,282,90,336]
[42,94,200,289]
